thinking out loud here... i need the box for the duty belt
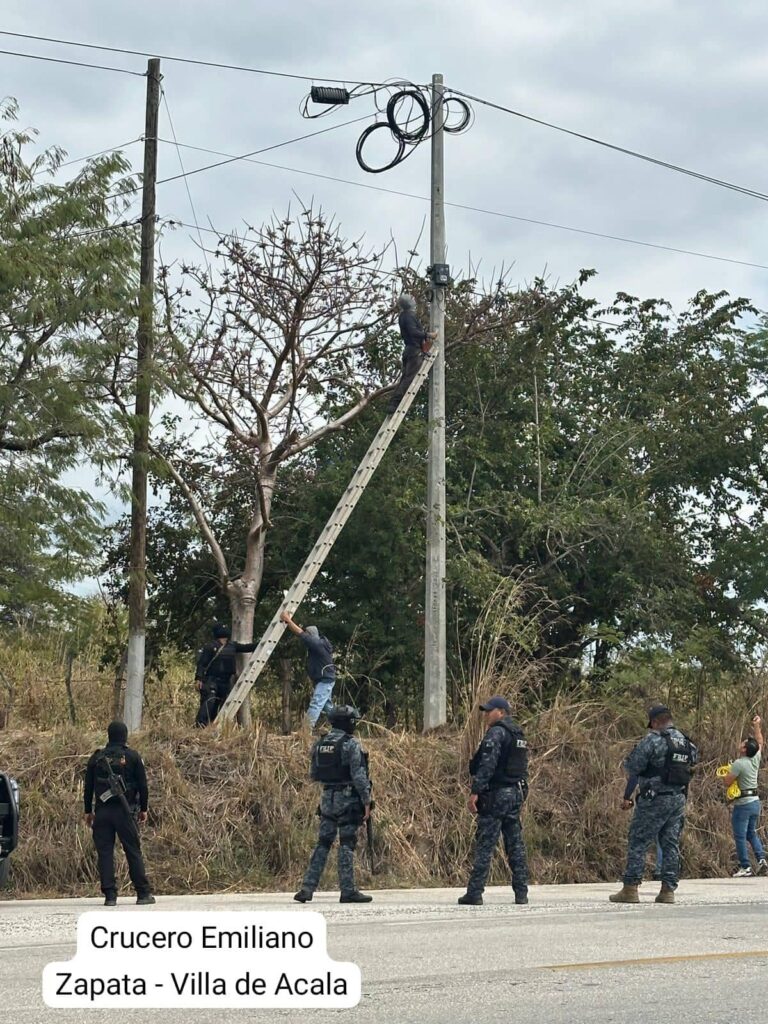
[738,789,759,798]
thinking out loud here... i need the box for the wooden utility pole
[124,57,161,731]
[424,72,448,731]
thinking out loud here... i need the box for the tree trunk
[111,648,128,720]
[279,658,293,734]
[224,466,277,728]
[229,576,260,729]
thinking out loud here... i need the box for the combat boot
[340,890,372,903]
[609,884,639,904]
[293,889,313,903]
[457,893,483,905]
[104,894,117,907]
[515,895,529,905]
[655,884,675,904]
[136,894,156,906]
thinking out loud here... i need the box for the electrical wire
[448,86,768,205]
[0,29,397,86]
[314,81,473,174]
[10,216,143,242]
[5,28,766,206]
[32,137,143,177]
[161,88,217,292]
[153,140,768,272]
[161,94,204,244]
[0,47,144,75]
[65,217,142,240]
[299,83,379,120]
[162,215,627,331]
[107,113,372,200]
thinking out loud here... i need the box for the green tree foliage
[447,275,768,677]
[0,100,138,618]
[112,270,768,719]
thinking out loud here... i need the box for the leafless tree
[152,204,543,723]
[153,206,401,717]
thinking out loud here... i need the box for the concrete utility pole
[424,72,447,731]
[124,57,161,731]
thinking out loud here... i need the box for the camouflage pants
[302,787,364,896]
[624,791,686,889]
[466,786,528,898]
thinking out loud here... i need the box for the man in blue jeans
[280,611,336,729]
[721,715,767,877]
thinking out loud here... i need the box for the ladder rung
[217,346,438,723]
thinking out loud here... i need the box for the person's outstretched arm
[753,715,763,752]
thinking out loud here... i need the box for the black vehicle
[0,772,20,888]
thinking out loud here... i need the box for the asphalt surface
[2,880,767,1023]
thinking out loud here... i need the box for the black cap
[647,704,671,727]
[107,720,128,744]
[479,696,511,713]
[212,624,231,639]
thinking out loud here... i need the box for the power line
[155,140,768,272]
[66,217,141,240]
[0,29,394,86]
[160,89,216,291]
[5,27,766,209]
[0,47,144,76]
[3,220,139,247]
[448,86,768,205]
[107,113,371,200]
[155,218,725,333]
[32,137,143,177]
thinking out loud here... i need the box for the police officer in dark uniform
[194,624,258,726]
[458,695,530,906]
[83,721,155,906]
[610,704,697,905]
[294,705,373,904]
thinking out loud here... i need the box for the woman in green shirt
[721,715,767,877]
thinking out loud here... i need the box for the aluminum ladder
[217,347,437,723]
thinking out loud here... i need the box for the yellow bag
[716,764,741,801]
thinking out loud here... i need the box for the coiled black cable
[302,80,472,174]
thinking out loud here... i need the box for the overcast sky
[5,0,768,316]
[6,0,768,601]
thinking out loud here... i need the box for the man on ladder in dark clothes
[385,294,436,414]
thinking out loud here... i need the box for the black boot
[515,894,529,905]
[136,894,156,906]
[293,889,313,903]
[340,891,373,903]
[457,893,483,905]
[104,893,117,907]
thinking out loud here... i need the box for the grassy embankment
[0,630,759,897]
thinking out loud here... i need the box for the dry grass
[0,697,756,898]
[0,602,761,898]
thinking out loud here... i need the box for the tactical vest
[312,734,352,785]
[93,746,131,802]
[660,730,694,788]
[490,720,529,789]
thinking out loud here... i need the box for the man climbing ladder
[216,329,438,725]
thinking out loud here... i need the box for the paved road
[2,880,767,1023]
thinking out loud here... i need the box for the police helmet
[327,705,362,730]
[212,624,231,639]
